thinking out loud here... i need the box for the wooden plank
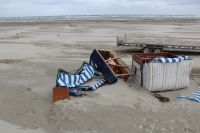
[116,74,134,76]
[53,87,69,102]
[105,57,119,62]
[108,63,129,68]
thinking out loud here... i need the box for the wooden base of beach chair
[53,87,69,102]
[90,49,134,84]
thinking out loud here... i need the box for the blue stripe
[172,58,176,62]
[85,67,93,78]
[58,73,64,86]
[187,97,200,103]
[58,73,62,82]
[68,74,71,87]
[88,66,94,77]
[195,95,200,101]
[87,65,94,75]
[79,74,84,83]
[94,84,98,89]
[196,90,200,93]
[194,92,200,96]
[77,85,92,89]
[165,58,169,63]
[83,72,89,81]
[177,96,199,103]
[59,73,63,85]
[194,97,200,102]
[97,81,101,86]
[63,73,67,86]
[74,75,77,86]
[158,58,162,63]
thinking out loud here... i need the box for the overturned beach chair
[90,49,134,84]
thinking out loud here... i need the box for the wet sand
[0,19,200,133]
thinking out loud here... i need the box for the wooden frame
[90,49,134,84]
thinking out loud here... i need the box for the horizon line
[0,14,200,19]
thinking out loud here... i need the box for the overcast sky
[0,0,200,17]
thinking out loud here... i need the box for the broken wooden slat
[105,57,119,62]
[108,63,129,68]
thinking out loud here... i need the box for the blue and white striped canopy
[56,63,105,95]
[57,63,95,88]
[177,87,200,103]
[154,56,190,63]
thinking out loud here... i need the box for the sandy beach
[0,18,200,133]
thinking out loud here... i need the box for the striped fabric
[154,56,190,63]
[92,79,105,90]
[177,87,200,103]
[56,63,105,95]
[76,79,105,90]
[70,79,105,95]
[57,63,95,88]
[177,56,190,60]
